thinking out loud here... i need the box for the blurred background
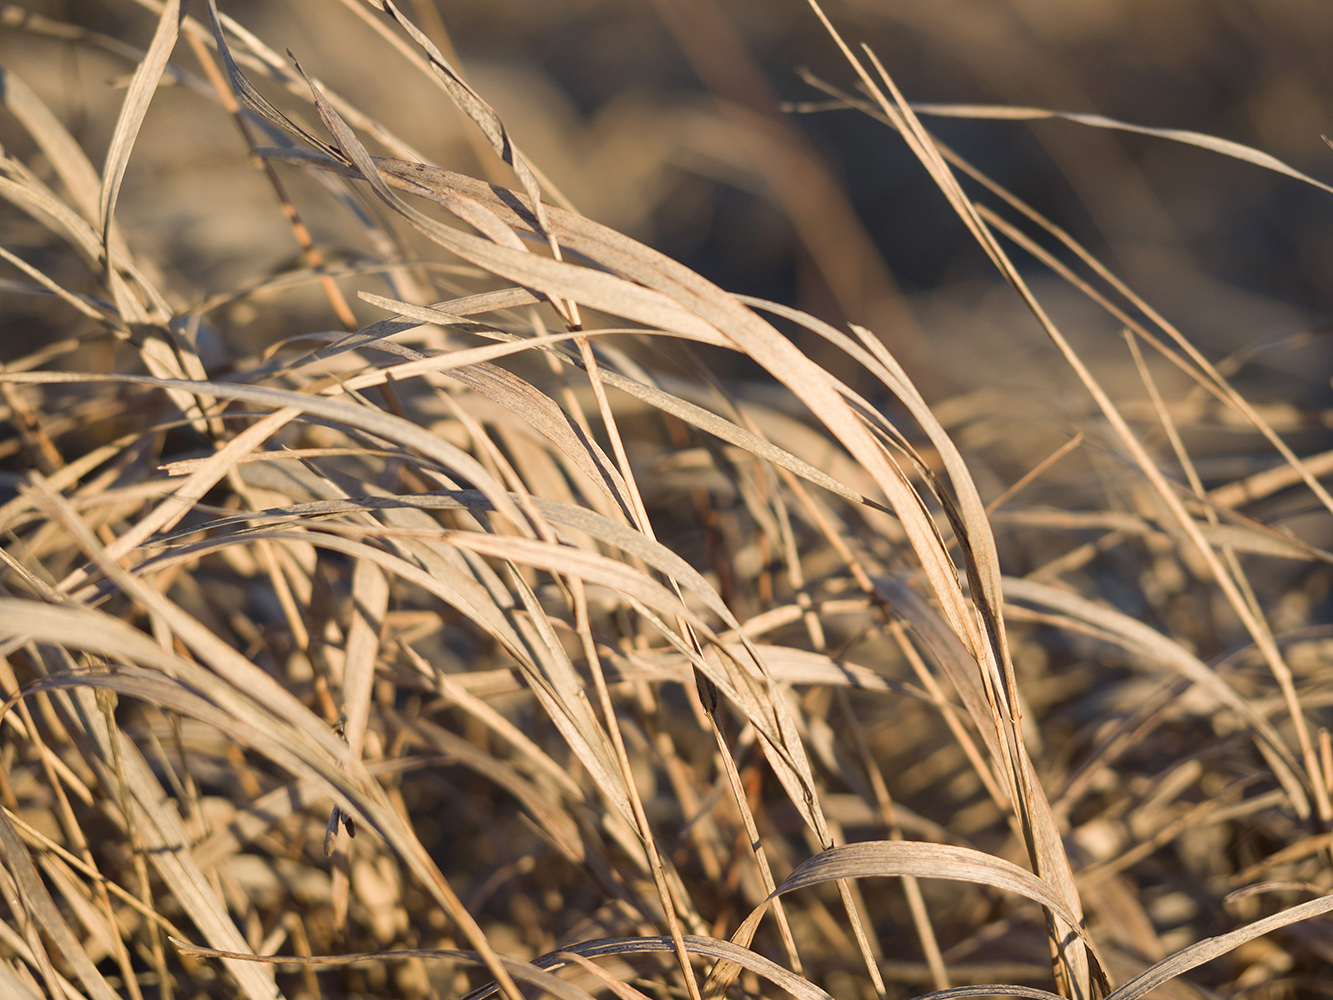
[3,0,1332,396]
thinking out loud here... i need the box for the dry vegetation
[2,1,1333,999]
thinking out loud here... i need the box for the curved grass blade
[1105,894,1333,1000]
[906,102,1333,197]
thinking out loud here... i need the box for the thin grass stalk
[805,7,1097,995]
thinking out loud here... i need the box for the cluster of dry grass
[1,1,1332,999]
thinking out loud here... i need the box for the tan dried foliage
[0,2,1330,999]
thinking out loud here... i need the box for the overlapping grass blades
[0,2,1329,999]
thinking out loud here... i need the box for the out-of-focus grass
[0,3,1331,1000]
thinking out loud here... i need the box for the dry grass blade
[348,0,581,324]
[96,0,178,314]
[1105,894,1333,1000]
[775,840,1093,932]
[492,936,838,1000]
[0,243,113,324]
[357,1,554,239]
[0,963,47,1000]
[341,558,387,759]
[0,67,102,231]
[256,154,726,344]
[906,102,1333,197]
[909,990,1064,1000]
[201,0,338,159]
[705,839,1103,999]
